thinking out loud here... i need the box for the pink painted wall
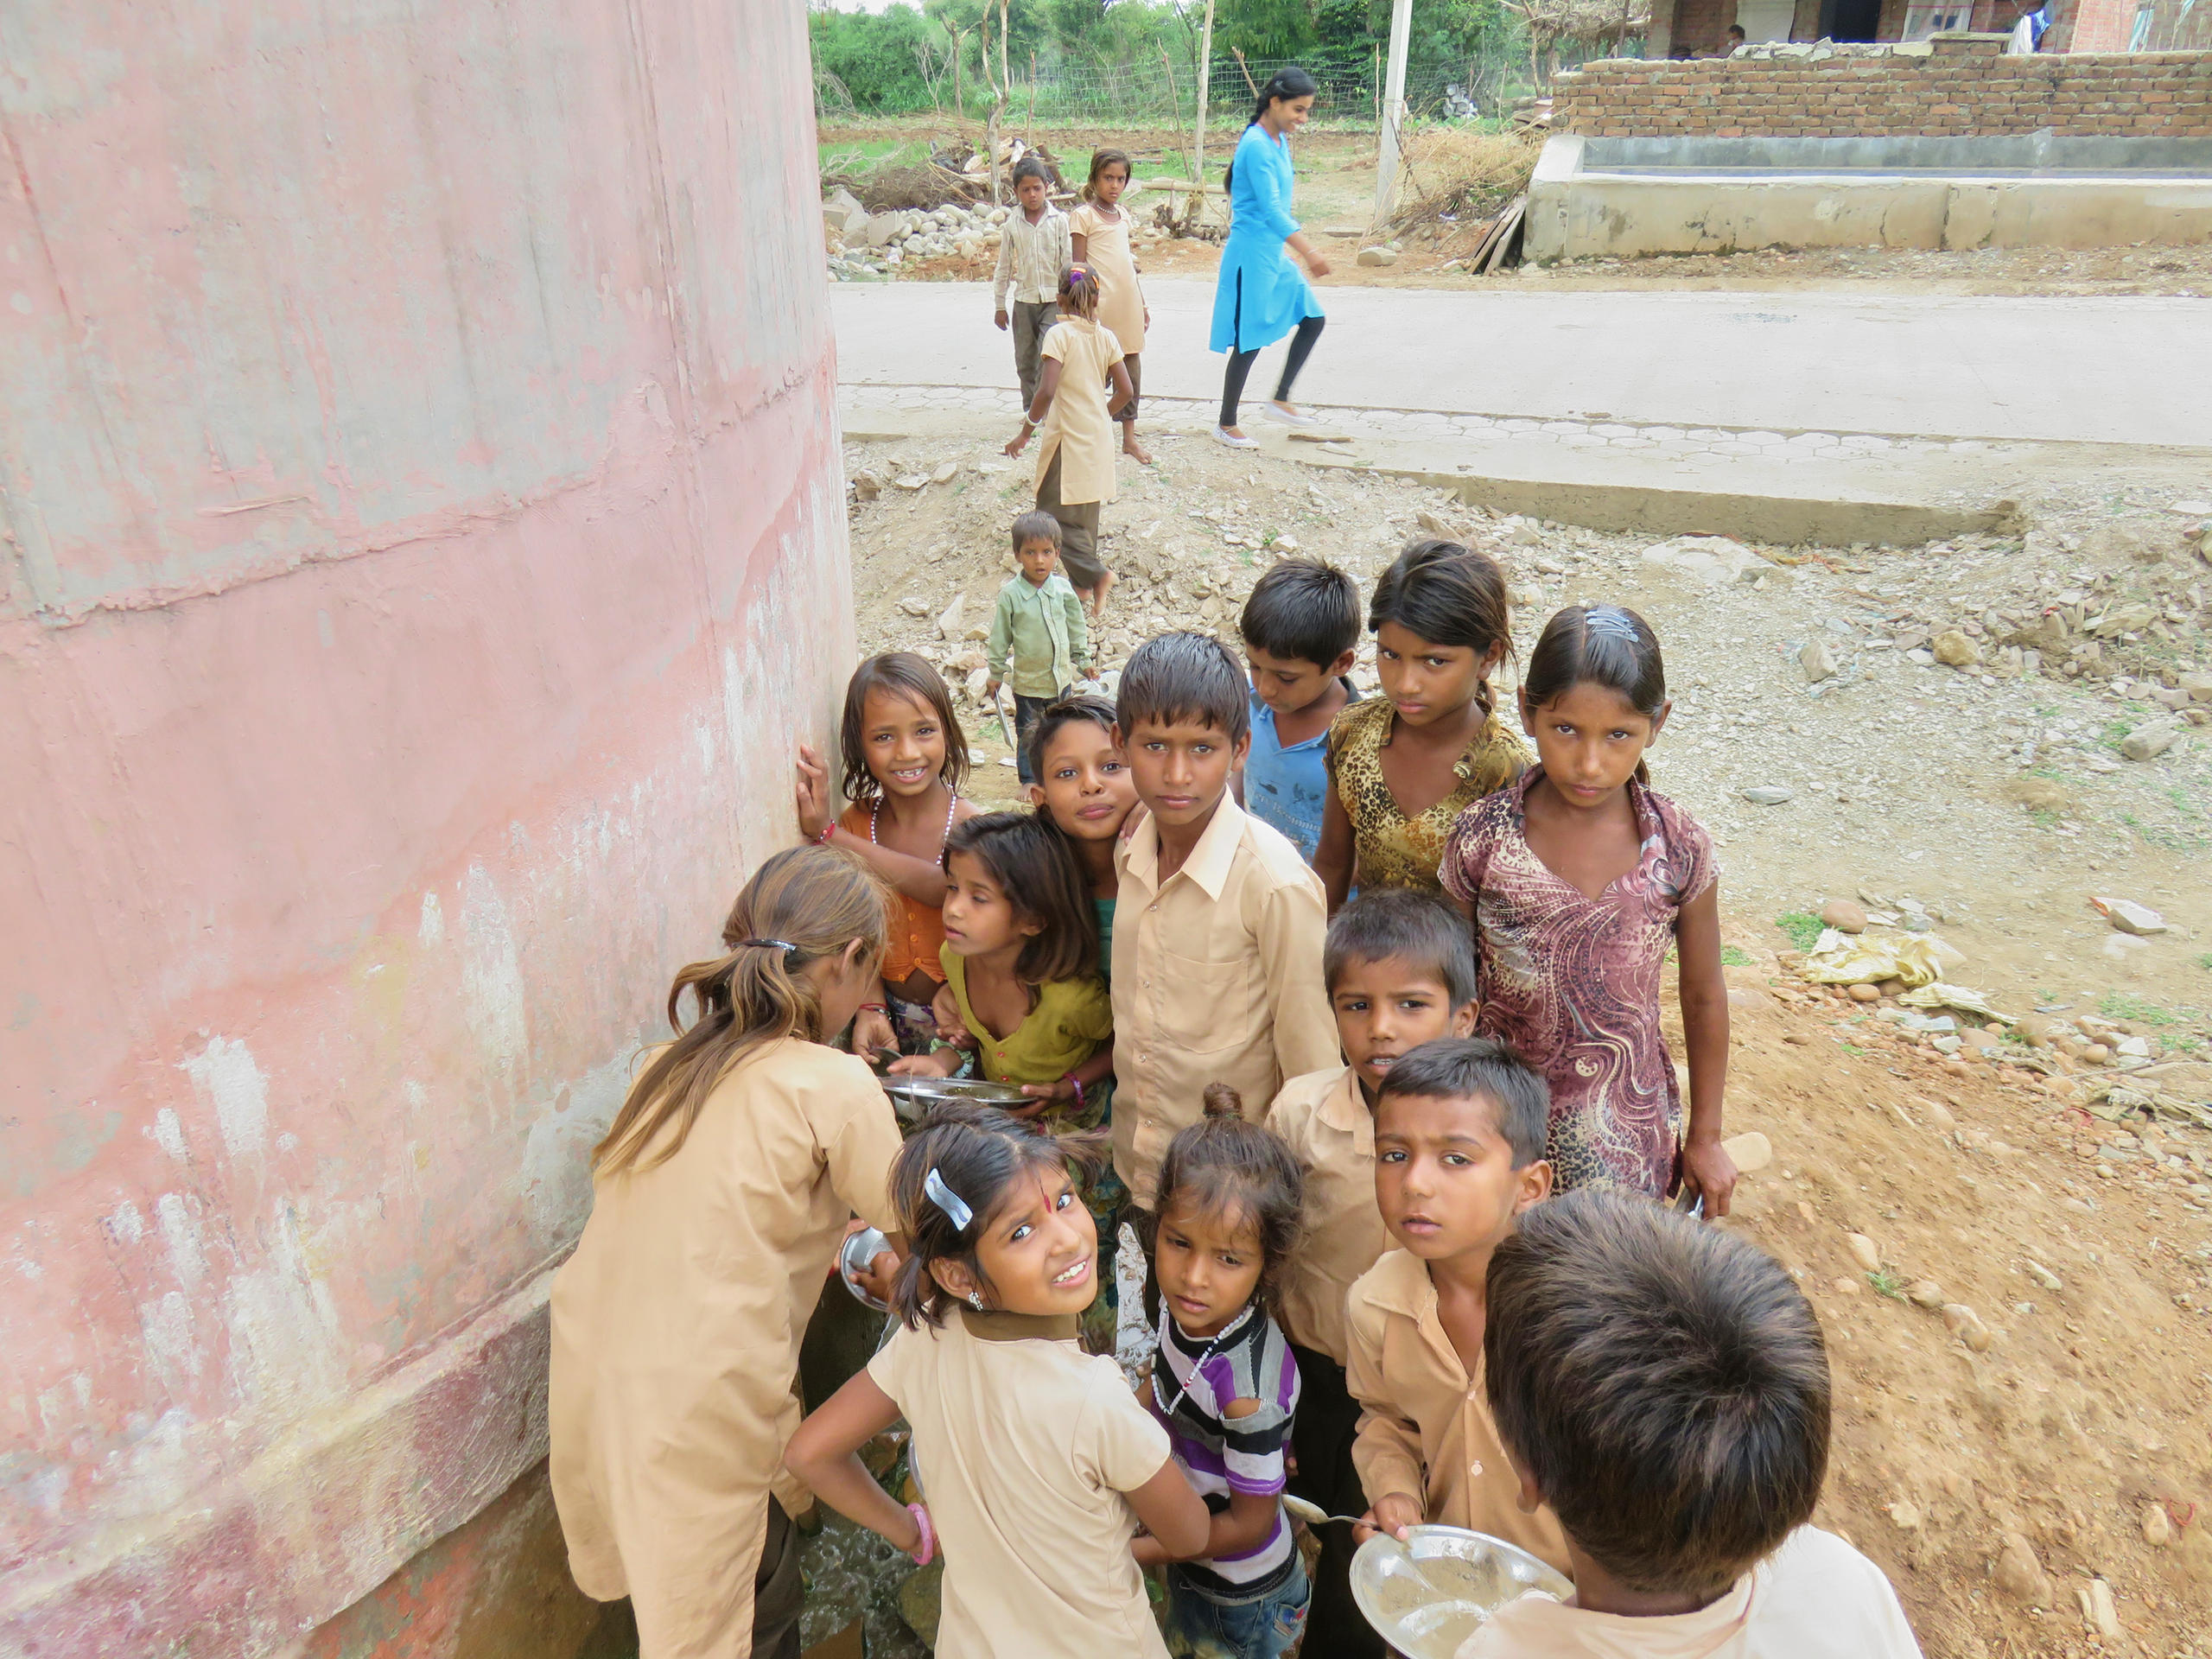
[0,0,847,1652]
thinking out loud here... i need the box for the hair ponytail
[1147,1083,1306,1315]
[594,846,893,1175]
[1224,65,1319,193]
[1058,263,1103,321]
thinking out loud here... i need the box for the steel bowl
[1350,1525,1572,1657]
[878,1075,1032,1122]
[838,1226,893,1312]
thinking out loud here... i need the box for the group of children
[548,531,1924,1658]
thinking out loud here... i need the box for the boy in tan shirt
[1462,1190,1923,1656]
[1346,1036,1570,1577]
[1110,632,1335,1212]
[1267,890,1477,1658]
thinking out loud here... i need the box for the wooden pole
[1191,0,1215,220]
[1374,0,1414,226]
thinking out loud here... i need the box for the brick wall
[1552,41,2212,137]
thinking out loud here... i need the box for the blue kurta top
[1209,124,1325,354]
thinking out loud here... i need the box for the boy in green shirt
[987,511,1098,783]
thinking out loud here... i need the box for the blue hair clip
[924,1167,974,1232]
[1583,606,1639,640]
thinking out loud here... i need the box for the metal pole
[1374,0,1413,226]
[1192,0,1215,219]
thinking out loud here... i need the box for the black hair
[839,652,970,803]
[1147,1084,1306,1318]
[1011,509,1063,552]
[943,810,1099,986]
[1368,539,1516,718]
[1021,690,1119,791]
[1522,604,1668,785]
[1058,264,1103,320]
[1012,155,1051,188]
[1084,148,1132,201]
[1374,1035,1548,1167]
[1116,631,1249,746]
[1324,889,1478,1008]
[888,1104,1105,1329]
[1485,1190,1832,1599]
[1224,66,1319,192]
[1240,556,1361,671]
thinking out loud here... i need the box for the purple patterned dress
[1440,767,1716,1196]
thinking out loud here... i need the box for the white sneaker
[1213,425,1259,449]
[1264,401,1319,426]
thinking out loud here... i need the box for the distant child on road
[1238,556,1361,863]
[1007,266,1134,615]
[1070,149,1152,463]
[994,156,1073,413]
[987,512,1097,785]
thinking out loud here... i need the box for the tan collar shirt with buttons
[1109,795,1336,1210]
[1267,1064,1390,1366]
[1345,1247,1572,1577]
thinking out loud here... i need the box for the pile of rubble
[823,189,1008,282]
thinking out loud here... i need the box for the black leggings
[1221,308,1325,430]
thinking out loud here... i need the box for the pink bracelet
[906,1502,936,1566]
[815,822,836,846]
[1065,1073,1084,1114]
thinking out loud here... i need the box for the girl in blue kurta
[1210,67,1332,448]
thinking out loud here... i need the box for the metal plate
[1349,1526,1572,1657]
[838,1226,893,1312]
[878,1075,1032,1120]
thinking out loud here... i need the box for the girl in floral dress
[1439,605,1738,1215]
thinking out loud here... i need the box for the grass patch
[1868,1267,1908,1300]
[1720,945,1754,967]
[2099,991,2180,1027]
[1774,912,1825,951]
[2028,807,2061,830]
[2199,953,2212,973]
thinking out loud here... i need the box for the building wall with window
[0,0,847,1653]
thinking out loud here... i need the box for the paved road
[832,278,2211,448]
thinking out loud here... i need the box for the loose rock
[2080,1577,2121,1640]
[1357,245,1399,267]
[1848,982,1880,1002]
[1819,899,1868,934]
[1932,629,1981,668]
[1832,1274,1862,1296]
[2143,1503,2174,1547]
[1942,1303,1993,1351]
[1907,1279,1946,1309]
[1798,639,1838,683]
[2119,718,2180,761]
[1845,1232,1882,1272]
[929,461,959,486]
[1741,785,1793,806]
[1993,1533,2050,1605]
[897,595,931,616]
[2024,1259,2064,1292]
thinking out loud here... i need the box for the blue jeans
[1164,1556,1311,1659]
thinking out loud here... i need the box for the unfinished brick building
[1650,0,2212,56]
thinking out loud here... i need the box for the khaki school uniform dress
[549,1039,903,1657]
[1069,202,1146,421]
[868,1308,1175,1659]
[1033,315,1125,590]
[1344,1249,1571,1579]
[1456,1526,1925,1658]
[1266,1065,1390,1367]
[1110,796,1337,1209]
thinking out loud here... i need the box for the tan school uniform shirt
[1266,1065,1389,1366]
[1456,1526,1924,1658]
[869,1308,1175,1659]
[1345,1248,1572,1578]
[549,1038,902,1656]
[1110,795,1336,1209]
[1068,202,1146,355]
[1034,315,1124,509]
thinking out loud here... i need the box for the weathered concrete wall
[0,1,847,1653]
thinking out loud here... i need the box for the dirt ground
[822,122,2212,297]
[834,416,2212,1656]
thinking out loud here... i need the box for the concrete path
[832,279,2212,448]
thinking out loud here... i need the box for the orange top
[840,802,950,987]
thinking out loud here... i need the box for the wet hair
[1116,631,1249,746]
[1374,1035,1548,1168]
[1021,690,1119,791]
[1522,604,1668,785]
[1058,264,1103,321]
[1368,540,1516,719]
[596,846,892,1173]
[1012,155,1052,188]
[1240,556,1361,671]
[1011,509,1063,553]
[1083,148,1132,201]
[1485,1190,1832,1599]
[888,1103,1104,1328]
[1148,1084,1307,1316]
[1324,889,1478,1009]
[1225,66,1319,193]
[943,810,1099,985]
[839,652,969,804]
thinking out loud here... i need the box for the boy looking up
[1110,632,1336,1213]
[1238,556,1362,862]
[1267,891,1478,1659]
[993,157,1073,413]
[1467,1190,1923,1656]
[986,511,1095,785]
[1347,1036,1568,1576]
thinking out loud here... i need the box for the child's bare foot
[1122,432,1153,464]
[1090,569,1117,615]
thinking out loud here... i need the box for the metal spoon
[1281,1492,1364,1529]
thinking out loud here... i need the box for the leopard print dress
[1324,696,1529,895]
